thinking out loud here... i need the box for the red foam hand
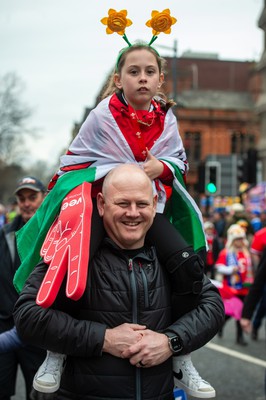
[36,182,93,308]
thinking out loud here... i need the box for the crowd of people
[0,200,19,228]
[202,202,266,347]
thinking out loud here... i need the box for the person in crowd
[203,221,221,279]
[0,204,7,228]
[13,9,213,398]
[249,226,266,340]
[249,210,262,233]
[212,209,226,240]
[6,199,18,223]
[236,219,254,246]
[13,164,224,400]
[0,176,47,400]
[215,224,254,345]
[222,203,253,239]
[240,246,266,397]
[250,226,266,266]
[260,210,266,228]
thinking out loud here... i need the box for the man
[240,247,266,397]
[14,165,224,399]
[0,176,46,400]
[249,227,266,340]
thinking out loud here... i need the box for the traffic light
[205,161,221,195]
[197,162,205,193]
[237,150,257,185]
[237,158,248,184]
[246,149,257,185]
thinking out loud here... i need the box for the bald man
[14,164,224,400]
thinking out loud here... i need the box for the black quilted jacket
[14,238,224,400]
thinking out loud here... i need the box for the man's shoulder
[251,227,266,253]
[253,227,266,238]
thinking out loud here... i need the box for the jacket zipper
[128,258,138,324]
[128,258,150,400]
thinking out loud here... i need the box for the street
[191,318,266,400]
[13,318,265,400]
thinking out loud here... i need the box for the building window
[184,132,201,165]
[231,131,255,154]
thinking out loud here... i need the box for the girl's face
[233,237,245,249]
[114,48,164,110]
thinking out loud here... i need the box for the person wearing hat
[215,224,254,345]
[0,176,47,399]
[222,203,254,240]
[203,221,222,279]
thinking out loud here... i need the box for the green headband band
[115,40,161,72]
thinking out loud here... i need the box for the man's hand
[103,323,146,358]
[121,329,172,368]
[143,149,164,180]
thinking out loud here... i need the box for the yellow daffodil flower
[101,9,132,36]
[146,9,177,44]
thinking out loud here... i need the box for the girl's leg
[89,199,105,259]
[146,213,204,317]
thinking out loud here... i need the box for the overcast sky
[0,0,263,166]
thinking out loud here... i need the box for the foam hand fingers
[37,182,92,307]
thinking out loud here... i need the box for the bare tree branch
[0,72,34,164]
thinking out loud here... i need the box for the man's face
[16,189,44,222]
[97,174,157,249]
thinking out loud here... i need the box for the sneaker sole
[33,378,60,394]
[175,380,216,399]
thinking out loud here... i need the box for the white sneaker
[173,354,216,398]
[33,351,66,393]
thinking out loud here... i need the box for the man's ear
[97,193,104,217]
[153,194,158,217]
[114,73,122,89]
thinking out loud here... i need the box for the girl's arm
[215,249,237,275]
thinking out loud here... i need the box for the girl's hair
[100,43,175,109]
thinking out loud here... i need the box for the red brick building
[163,53,261,198]
[72,53,261,200]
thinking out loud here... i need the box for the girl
[215,224,254,345]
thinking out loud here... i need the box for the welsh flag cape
[13,162,206,293]
[13,97,206,293]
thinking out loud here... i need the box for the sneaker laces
[182,360,206,384]
[40,353,64,375]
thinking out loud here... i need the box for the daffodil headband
[101,9,177,71]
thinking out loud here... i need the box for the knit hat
[226,224,247,248]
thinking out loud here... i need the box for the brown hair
[100,43,175,109]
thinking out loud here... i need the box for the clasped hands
[103,323,172,368]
